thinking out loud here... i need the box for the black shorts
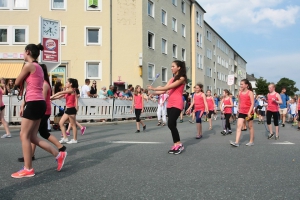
[298,111,300,122]
[238,113,254,121]
[23,101,46,120]
[65,107,77,115]
[207,110,215,119]
[0,105,5,111]
[259,110,265,116]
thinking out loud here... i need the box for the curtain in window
[14,0,26,8]
[15,29,25,42]
[0,29,7,42]
[0,0,7,7]
[89,0,98,8]
[53,0,64,8]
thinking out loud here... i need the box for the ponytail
[241,79,253,91]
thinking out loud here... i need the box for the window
[161,9,167,25]
[206,30,212,41]
[181,24,185,37]
[148,0,154,17]
[0,28,8,44]
[172,44,177,58]
[172,0,177,6]
[0,0,28,9]
[172,18,177,32]
[199,13,202,26]
[161,38,167,54]
[181,0,185,13]
[197,54,203,69]
[162,67,167,82]
[206,48,212,59]
[206,67,212,77]
[148,63,155,80]
[51,0,66,10]
[196,32,199,46]
[13,27,27,44]
[86,0,102,11]
[86,62,102,79]
[148,31,154,49]
[86,27,102,45]
[181,48,186,61]
[0,0,8,9]
[14,0,28,9]
[196,11,199,25]
[199,34,202,47]
[61,26,66,45]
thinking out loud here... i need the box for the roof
[0,62,24,78]
[246,73,256,81]
[191,0,207,13]
[204,21,247,64]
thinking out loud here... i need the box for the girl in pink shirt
[206,89,216,130]
[0,86,11,138]
[186,83,208,139]
[148,60,187,155]
[131,85,146,133]
[220,89,233,135]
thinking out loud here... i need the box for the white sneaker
[67,139,78,144]
[59,138,69,144]
[246,142,254,146]
[1,134,11,138]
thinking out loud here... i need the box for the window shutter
[89,0,98,8]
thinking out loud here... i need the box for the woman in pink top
[186,83,208,139]
[230,79,255,147]
[297,96,300,131]
[0,85,11,138]
[265,83,282,140]
[206,89,216,130]
[51,78,79,144]
[131,85,146,133]
[148,60,187,155]
[220,89,233,136]
[12,44,66,178]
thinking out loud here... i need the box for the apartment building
[0,0,246,92]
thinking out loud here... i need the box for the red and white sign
[227,74,235,86]
[42,38,59,62]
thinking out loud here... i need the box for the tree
[255,77,269,95]
[275,77,299,96]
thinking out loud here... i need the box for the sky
[197,0,300,89]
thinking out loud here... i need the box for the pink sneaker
[61,132,70,137]
[168,145,176,154]
[81,127,86,135]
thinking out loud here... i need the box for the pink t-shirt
[194,93,205,112]
[134,94,143,109]
[167,78,185,110]
[25,62,44,102]
[239,91,251,114]
[267,93,279,112]
[0,89,4,107]
[223,98,232,114]
[207,97,214,111]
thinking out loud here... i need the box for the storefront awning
[114,82,125,85]
[0,63,24,78]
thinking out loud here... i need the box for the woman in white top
[98,86,107,99]
[157,93,168,126]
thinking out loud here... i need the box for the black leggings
[267,111,279,126]
[167,107,181,143]
[135,109,142,122]
[38,115,51,140]
[224,114,231,130]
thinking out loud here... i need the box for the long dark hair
[68,78,78,89]
[25,43,44,60]
[172,60,187,84]
[40,64,52,95]
[195,83,203,93]
[241,79,253,91]
[223,89,230,96]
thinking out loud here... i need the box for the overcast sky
[198,0,300,88]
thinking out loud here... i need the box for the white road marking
[272,141,295,145]
[107,141,164,144]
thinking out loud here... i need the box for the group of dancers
[3,43,295,178]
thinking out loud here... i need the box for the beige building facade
[0,0,246,93]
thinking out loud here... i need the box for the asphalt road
[0,117,300,200]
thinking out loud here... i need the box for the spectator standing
[98,86,107,99]
[214,93,219,120]
[81,79,91,98]
[279,87,289,127]
[90,80,97,98]
[107,85,114,98]
[6,79,15,95]
[0,78,7,95]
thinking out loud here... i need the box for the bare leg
[1,109,10,135]
[268,124,273,135]
[76,121,83,129]
[136,122,140,130]
[235,118,244,144]
[59,114,70,139]
[197,123,202,136]
[275,126,279,137]
[140,120,145,127]
[248,120,254,143]
[68,115,77,141]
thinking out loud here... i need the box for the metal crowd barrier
[2,96,159,123]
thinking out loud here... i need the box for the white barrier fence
[3,96,159,123]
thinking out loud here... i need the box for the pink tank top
[194,93,205,112]
[65,92,76,108]
[298,99,300,111]
[0,89,4,107]
[44,81,51,115]
[207,97,214,111]
[25,62,44,102]
[223,98,232,114]
[267,93,279,112]
[167,78,185,110]
[239,90,252,114]
[134,94,143,109]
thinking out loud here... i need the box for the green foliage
[275,77,299,96]
[255,77,269,95]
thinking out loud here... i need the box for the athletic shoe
[11,167,35,178]
[143,125,146,131]
[221,130,227,135]
[135,130,140,133]
[196,135,202,139]
[67,139,78,144]
[268,133,274,139]
[179,120,183,123]
[230,141,239,147]
[174,144,184,155]
[189,120,195,124]
[61,132,70,137]
[246,142,254,146]
[281,124,285,127]
[56,152,67,171]
[59,138,69,144]
[1,134,11,138]
[258,121,261,124]
[81,127,86,135]
[275,136,279,140]
[279,120,282,124]
[18,156,35,162]
[227,130,232,135]
[168,145,176,154]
